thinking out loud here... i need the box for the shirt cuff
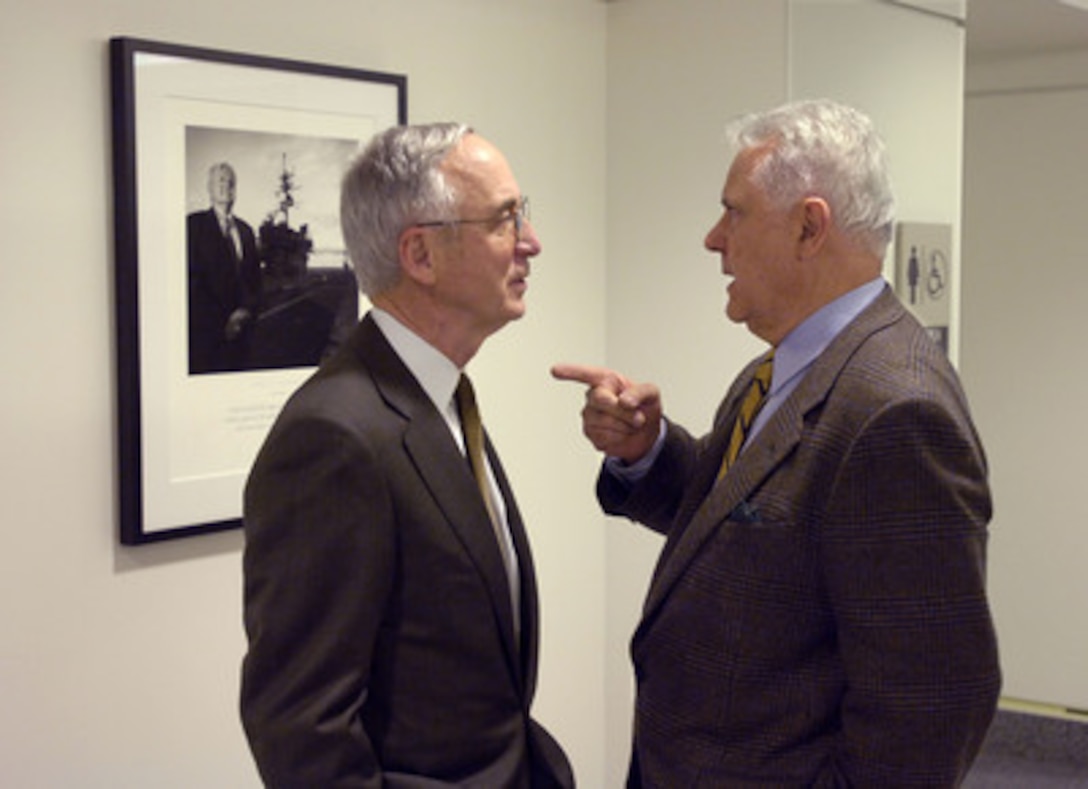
[603,419,668,484]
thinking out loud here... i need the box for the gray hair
[725,99,896,257]
[340,122,473,296]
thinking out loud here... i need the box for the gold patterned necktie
[718,350,775,480]
[456,374,500,528]
[455,374,521,635]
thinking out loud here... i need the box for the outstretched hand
[551,363,663,463]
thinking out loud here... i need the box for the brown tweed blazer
[600,287,1000,787]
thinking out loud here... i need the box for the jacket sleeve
[241,416,393,788]
[596,419,718,537]
[820,397,1001,785]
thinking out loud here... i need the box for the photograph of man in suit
[187,161,262,374]
[554,99,1000,786]
[241,123,574,788]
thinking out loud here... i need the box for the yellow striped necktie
[718,350,775,479]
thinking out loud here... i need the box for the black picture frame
[110,37,406,544]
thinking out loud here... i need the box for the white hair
[726,99,896,257]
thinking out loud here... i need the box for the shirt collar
[772,277,885,394]
[370,307,461,415]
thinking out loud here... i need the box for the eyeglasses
[415,196,531,239]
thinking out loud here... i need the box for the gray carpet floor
[963,709,1088,787]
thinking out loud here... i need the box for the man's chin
[505,297,527,321]
[483,304,526,337]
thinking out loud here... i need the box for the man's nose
[517,218,542,256]
[705,219,725,252]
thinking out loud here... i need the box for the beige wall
[0,0,969,785]
[963,49,1088,713]
[0,1,607,785]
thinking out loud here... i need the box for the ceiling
[966,0,1088,61]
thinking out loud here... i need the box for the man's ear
[398,226,438,285]
[799,196,831,256]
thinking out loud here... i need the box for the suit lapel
[402,422,523,671]
[486,437,539,689]
[350,317,525,683]
[639,288,906,624]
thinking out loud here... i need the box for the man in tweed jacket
[554,99,1000,786]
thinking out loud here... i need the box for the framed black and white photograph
[110,37,406,544]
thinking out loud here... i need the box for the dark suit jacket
[187,207,262,373]
[241,313,574,788]
[601,287,1000,787]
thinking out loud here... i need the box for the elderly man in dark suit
[554,99,1000,787]
[241,123,573,788]
[187,162,263,374]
